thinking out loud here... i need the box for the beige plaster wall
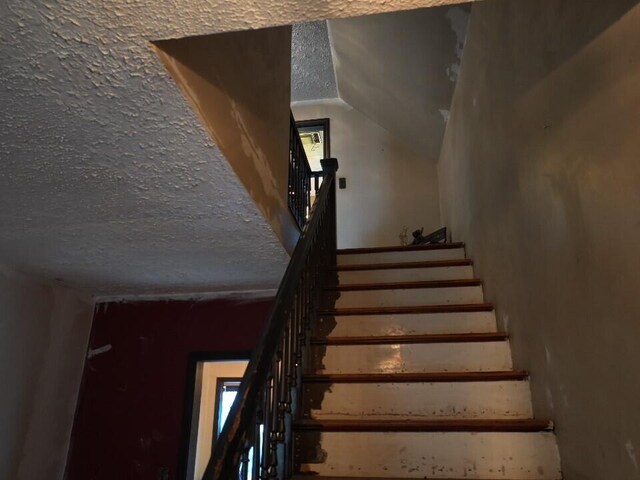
[438,1,640,478]
[0,267,94,479]
[293,99,442,249]
[153,27,299,253]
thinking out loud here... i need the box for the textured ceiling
[0,0,474,296]
[329,4,471,162]
[0,2,293,296]
[291,22,338,101]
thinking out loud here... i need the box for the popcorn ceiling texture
[0,0,473,296]
[291,22,338,101]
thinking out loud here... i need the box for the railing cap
[321,158,339,173]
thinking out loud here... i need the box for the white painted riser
[337,247,466,266]
[316,311,498,337]
[333,286,484,308]
[296,431,562,479]
[305,381,533,420]
[338,265,474,284]
[309,342,513,374]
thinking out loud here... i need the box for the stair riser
[331,286,484,309]
[337,248,466,266]
[308,342,513,374]
[338,265,474,284]
[303,381,533,420]
[316,311,498,337]
[295,431,561,479]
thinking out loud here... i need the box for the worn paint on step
[337,247,466,266]
[303,380,533,420]
[332,285,484,308]
[295,431,561,479]
[309,341,513,374]
[338,265,474,284]
[316,311,498,337]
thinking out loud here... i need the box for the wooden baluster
[295,291,304,369]
[286,310,296,404]
[261,373,273,480]
[298,144,303,226]
[240,443,250,480]
[280,325,291,416]
[253,401,263,480]
[268,358,279,478]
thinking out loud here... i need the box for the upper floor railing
[288,113,324,229]
[203,157,339,480]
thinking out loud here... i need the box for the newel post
[320,158,339,264]
[320,157,339,176]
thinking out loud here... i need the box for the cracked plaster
[0,0,474,296]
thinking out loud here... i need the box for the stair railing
[289,112,318,229]
[203,157,339,480]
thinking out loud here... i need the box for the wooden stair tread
[302,370,528,383]
[310,332,508,346]
[319,303,494,316]
[337,243,464,255]
[325,279,481,291]
[293,418,553,432]
[334,258,473,271]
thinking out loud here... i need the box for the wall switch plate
[339,177,346,189]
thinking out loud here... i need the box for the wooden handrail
[203,158,339,480]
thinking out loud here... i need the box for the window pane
[218,389,238,435]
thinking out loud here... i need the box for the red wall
[65,296,273,480]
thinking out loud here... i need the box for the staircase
[292,242,563,479]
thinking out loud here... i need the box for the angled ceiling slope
[329,4,471,162]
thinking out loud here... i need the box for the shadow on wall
[328,4,470,162]
[438,0,640,478]
[153,27,299,253]
[483,0,639,99]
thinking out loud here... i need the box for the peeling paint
[446,6,470,59]
[626,441,639,471]
[545,345,552,365]
[545,387,555,411]
[444,5,470,83]
[329,5,471,162]
[447,63,461,82]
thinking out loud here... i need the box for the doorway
[296,118,330,206]
[296,118,330,172]
[182,356,249,480]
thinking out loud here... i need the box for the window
[183,358,249,480]
[296,118,330,172]
[213,378,241,437]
